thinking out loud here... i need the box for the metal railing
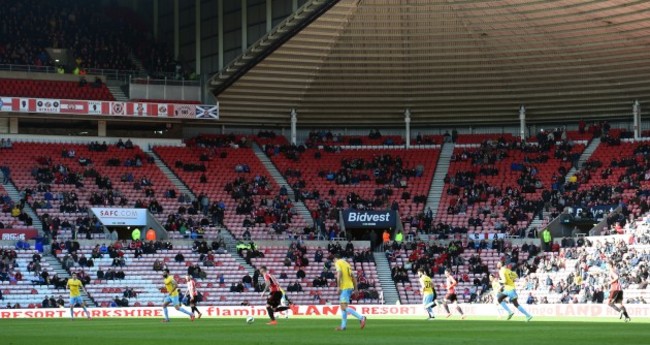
[0,63,146,81]
[130,77,200,87]
[129,76,203,102]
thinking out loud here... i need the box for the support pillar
[218,0,224,69]
[195,0,201,74]
[404,109,411,148]
[633,100,641,140]
[9,117,18,134]
[290,108,297,145]
[266,0,272,32]
[98,120,107,137]
[519,105,526,141]
[173,0,180,60]
[241,0,248,51]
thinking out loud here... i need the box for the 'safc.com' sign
[91,208,147,226]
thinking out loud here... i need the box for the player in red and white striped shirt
[185,275,202,319]
[442,269,465,319]
[260,266,291,325]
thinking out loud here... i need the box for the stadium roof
[211,0,650,127]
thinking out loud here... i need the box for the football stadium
[1,0,650,344]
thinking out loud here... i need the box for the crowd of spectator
[0,0,184,76]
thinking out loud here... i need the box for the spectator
[174,252,185,262]
[153,259,164,271]
[242,273,252,289]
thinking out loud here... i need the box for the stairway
[107,84,129,102]
[525,210,552,234]
[147,151,194,199]
[425,142,454,220]
[0,172,43,234]
[565,137,601,180]
[373,252,400,305]
[147,151,255,273]
[250,142,315,227]
[129,53,147,74]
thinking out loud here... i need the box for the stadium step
[128,53,147,74]
[565,137,601,181]
[373,252,400,305]
[107,84,129,102]
[425,142,454,220]
[250,142,317,234]
[147,151,194,198]
[0,170,43,234]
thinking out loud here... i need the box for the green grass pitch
[1,317,647,345]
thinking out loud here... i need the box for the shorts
[445,293,458,303]
[340,289,353,304]
[164,295,180,306]
[502,289,518,301]
[422,293,435,306]
[267,291,283,308]
[609,290,623,304]
[69,296,84,307]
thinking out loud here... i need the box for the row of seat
[0,78,114,101]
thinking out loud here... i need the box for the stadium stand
[58,242,261,307]
[434,134,586,239]
[0,0,134,71]
[0,0,180,75]
[266,143,439,239]
[154,135,310,241]
[386,238,536,304]
[0,181,35,231]
[0,246,65,309]
[0,141,199,240]
[522,230,650,305]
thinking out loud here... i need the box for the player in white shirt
[185,275,203,319]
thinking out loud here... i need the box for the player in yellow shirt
[161,269,195,322]
[417,268,436,320]
[66,272,91,319]
[497,262,532,321]
[334,254,366,331]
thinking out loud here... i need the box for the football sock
[70,308,74,318]
[499,302,512,314]
[163,307,169,320]
[443,303,451,314]
[517,305,531,318]
[275,306,290,312]
[456,306,464,315]
[609,304,621,312]
[340,307,348,329]
[178,307,193,316]
[191,306,199,314]
[267,307,276,321]
[82,306,90,318]
[347,308,363,320]
[621,306,630,319]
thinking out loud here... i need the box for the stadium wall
[2,304,649,319]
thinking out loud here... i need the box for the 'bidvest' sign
[91,208,147,226]
[343,210,397,229]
